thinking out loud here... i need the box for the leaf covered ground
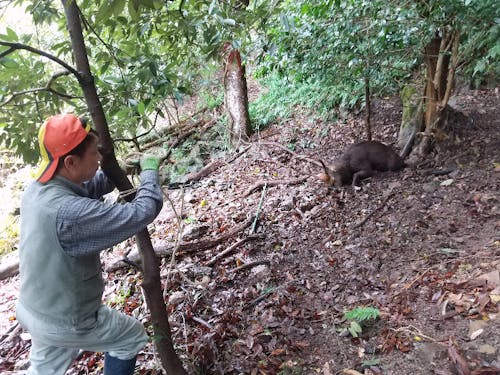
[1,87,499,375]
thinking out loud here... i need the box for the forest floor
[0,87,499,375]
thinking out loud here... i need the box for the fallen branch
[243,279,296,309]
[244,176,308,197]
[229,258,270,273]
[352,190,395,229]
[252,183,268,233]
[108,215,254,271]
[0,322,21,344]
[205,234,262,266]
[0,250,19,280]
[390,324,441,343]
[177,145,251,185]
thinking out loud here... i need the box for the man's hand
[139,154,161,171]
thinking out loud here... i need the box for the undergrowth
[249,73,363,131]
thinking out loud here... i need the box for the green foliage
[1,0,498,164]
[344,306,380,322]
[256,0,419,113]
[249,71,356,131]
[459,5,500,86]
[362,358,381,367]
[0,0,278,163]
[342,306,380,338]
[277,361,304,375]
[256,0,499,117]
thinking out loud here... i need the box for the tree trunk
[61,2,187,374]
[398,82,424,160]
[224,47,251,147]
[418,31,459,155]
[364,73,372,141]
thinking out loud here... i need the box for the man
[16,114,163,375]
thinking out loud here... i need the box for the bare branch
[0,41,79,77]
[0,46,15,59]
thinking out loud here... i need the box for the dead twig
[179,145,251,185]
[447,337,471,375]
[391,268,432,299]
[352,190,395,229]
[109,214,255,271]
[390,325,442,343]
[252,182,268,233]
[244,279,296,309]
[0,322,21,344]
[192,316,213,330]
[205,234,262,266]
[230,259,271,273]
[244,176,308,197]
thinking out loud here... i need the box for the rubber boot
[104,353,137,375]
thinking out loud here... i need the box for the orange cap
[35,114,91,183]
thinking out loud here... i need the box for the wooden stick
[229,259,270,273]
[243,280,296,309]
[352,191,394,229]
[252,183,268,233]
[244,176,308,197]
[205,235,262,266]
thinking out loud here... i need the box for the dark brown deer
[318,141,407,187]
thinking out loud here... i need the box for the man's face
[72,136,102,183]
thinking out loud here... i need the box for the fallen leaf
[448,338,471,375]
[477,270,500,287]
[469,320,488,340]
[271,348,285,356]
[477,344,496,355]
[440,179,454,186]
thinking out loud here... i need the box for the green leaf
[344,306,380,322]
[95,0,125,24]
[0,57,18,69]
[137,101,146,115]
[348,321,362,338]
[362,358,380,367]
[0,28,19,42]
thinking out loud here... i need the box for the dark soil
[1,87,499,375]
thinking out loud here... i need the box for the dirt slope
[1,88,499,375]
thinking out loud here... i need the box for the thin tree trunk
[61,2,187,374]
[419,32,455,155]
[364,73,372,141]
[224,46,251,147]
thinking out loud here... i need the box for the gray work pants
[16,303,148,375]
